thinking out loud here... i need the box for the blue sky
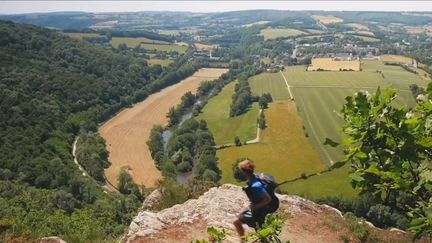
[1,1,432,14]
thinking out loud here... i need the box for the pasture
[99,68,228,187]
[217,101,325,185]
[405,25,432,36]
[352,35,380,42]
[307,58,361,71]
[362,60,429,89]
[312,15,344,24]
[158,28,198,35]
[345,23,369,31]
[242,21,271,27]
[195,60,427,198]
[355,31,375,36]
[281,166,358,199]
[140,43,187,53]
[305,29,326,34]
[260,28,307,40]
[196,82,259,145]
[195,43,218,51]
[111,37,169,48]
[380,54,413,64]
[248,72,291,100]
[148,58,173,67]
[284,61,424,164]
[65,32,101,40]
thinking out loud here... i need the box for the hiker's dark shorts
[238,209,268,229]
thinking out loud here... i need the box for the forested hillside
[0,20,186,241]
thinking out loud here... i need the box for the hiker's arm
[250,193,271,211]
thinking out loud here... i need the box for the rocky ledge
[125,184,424,243]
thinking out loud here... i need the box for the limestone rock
[125,184,425,243]
[39,236,67,243]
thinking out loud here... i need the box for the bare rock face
[127,184,249,240]
[141,188,162,210]
[125,184,423,243]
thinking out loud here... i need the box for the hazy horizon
[1,1,432,15]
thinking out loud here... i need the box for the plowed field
[99,68,228,187]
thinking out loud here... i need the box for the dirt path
[279,70,294,100]
[245,109,262,144]
[72,137,118,192]
[99,68,228,188]
[72,137,89,177]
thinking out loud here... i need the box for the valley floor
[99,68,227,188]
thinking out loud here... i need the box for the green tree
[167,106,181,127]
[147,125,165,168]
[258,93,273,110]
[179,91,196,110]
[259,96,269,109]
[117,170,143,201]
[333,86,431,238]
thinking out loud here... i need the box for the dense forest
[0,20,197,241]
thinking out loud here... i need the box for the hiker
[233,159,279,236]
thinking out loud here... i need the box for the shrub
[117,170,144,201]
[176,161,193,173]
[234,136,242,146]
[300,172,307,179]
[366,204,393,228]
[344,212,380,243]
[202,169,219,182]
[257,111,266,129]
[244,214,289,243]
[153,178,189,210]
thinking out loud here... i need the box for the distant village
[252,37,420,73]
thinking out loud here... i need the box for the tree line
[229,68,262,117]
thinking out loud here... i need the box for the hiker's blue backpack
[257,173,280,213]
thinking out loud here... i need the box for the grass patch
[217,101,325,185]
[158,29,198,35]
[380,54,413,64]
[345,23,369,31]
[110,37,169,48]
[305,29,326,34]
[140,43,187,53]
[312,15,344,24]
[362,60,429,90]
[242,21,271,27]
[65,32,101,40]
[248,72,291,101]
[147,59,173,67]
[260,28,307,40]
[197,82,259,145]
[281,166,358,199]
[308,58,361,71]
[351,35,380,42]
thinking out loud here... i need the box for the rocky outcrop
[39,236,67,243]
[125,184,424,243]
